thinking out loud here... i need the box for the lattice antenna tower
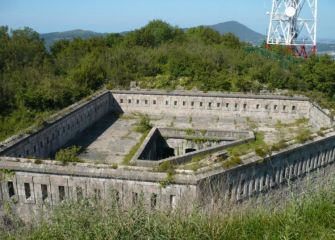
[266,0,318,57]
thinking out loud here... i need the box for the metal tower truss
[267,0,318,57]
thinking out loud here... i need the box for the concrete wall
[1,133,335,216]
[198,133,335,205]
[111,90,314,123]
[0,89,334,219]
[0,91,112,159]
[111,90,334,128]
[309,103,333,128]
[0,160,197,220]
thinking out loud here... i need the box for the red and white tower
[266,0,318,58]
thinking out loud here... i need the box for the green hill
[40,29,106,48]
[207,21,265,45]
[40,21,266,47]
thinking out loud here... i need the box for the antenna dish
[285,6,296,17]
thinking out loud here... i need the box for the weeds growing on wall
[55,146,82,165]
[134,114,152,133]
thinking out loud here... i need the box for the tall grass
[1,175,335,240]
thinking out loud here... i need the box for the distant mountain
[40,29,106,48]
[206,21,266,45]
[39,21,267,47]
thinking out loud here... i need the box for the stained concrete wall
[198,132,335,205]
[0,159,197,221]
[1,133,335,216]
[0,90,334,219]
[111,90,333,128]
[0,91,112,159]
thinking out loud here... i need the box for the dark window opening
[217,103,221,108]
[243,104,247,109]
[292,106,296,111]
[145,100,148,105]
[282,166,286,179]
[151,193,157,210]
[132,192,138,205]
[128,99,131,104]
[272,168,277,183]
[256,104,260,109]
[24,183,31,199]
[114,190,120,203]
[283,105,287,111]
[76,186,83,200]
[183,101,186,106]
[208,102,212,107]
[94,189,101,201]
[228,183,233,199]
[185,148,196,154]
[174,101,177,106]
[191,102,194,107]
[137,99,140,104]
[165,101,169,105]
[262,173,267,187]
[8,181,15,197]
[153,100,157,105]
[235,103,238,108]
[120,99,123,103]
[41,184,48,201]
[200,102,203,107]
[59,186,65,202]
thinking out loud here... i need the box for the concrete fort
[0,89,334,219]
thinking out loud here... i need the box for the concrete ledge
[132,127,255,167]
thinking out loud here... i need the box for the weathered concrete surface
[0,89,334,220]
[69,113,142,164]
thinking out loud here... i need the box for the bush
[255,147,269,158]
[295,129,313,144]
[55,146,82,165]
[223,155,242,169]
[134,114,152,133]
[156,161,174,173]
[271,139,288,152]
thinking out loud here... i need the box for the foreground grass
[2,180,335,240]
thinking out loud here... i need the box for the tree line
[0,20,335,140]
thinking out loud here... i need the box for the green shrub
[255,147,268,158]
[34,159,42,164]
[159,171,175,188]
[134,114,152,133]
[295,129,313,144]
[55,146,82,165]
[271,139,288,152]
[156,161,174,173]
[111,163,118,169]
[223,155,242,169]
[185,128,195,135]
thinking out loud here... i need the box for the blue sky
[0,0,334,39]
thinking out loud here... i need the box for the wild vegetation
[1,21,335,141]
[1,172,335,240]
